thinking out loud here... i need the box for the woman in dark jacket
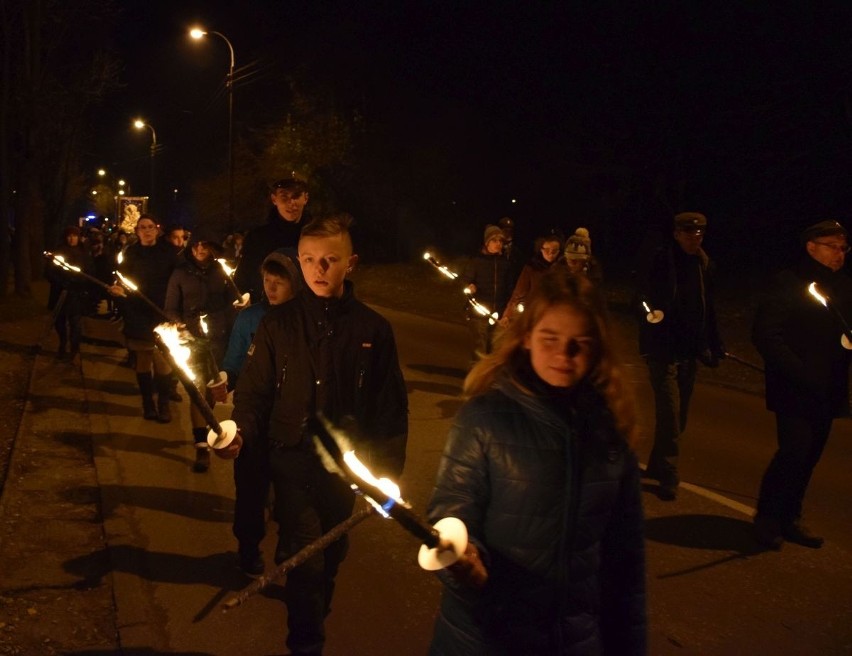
[164,230,240,472]
[501,233,563,324]
[110,215,180,422]
[427,268,646,656]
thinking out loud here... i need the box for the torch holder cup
[417,517,468,571]
[207,419,238,450]
[646,310,664,324]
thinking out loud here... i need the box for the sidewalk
[0,290,118,654]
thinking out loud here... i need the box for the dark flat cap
[801,220,848,244]
[674,212,707,231]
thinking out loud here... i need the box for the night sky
[86,1,852,267]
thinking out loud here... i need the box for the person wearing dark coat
[210,251,302,577]
[500,233,562,325]
[233,177,309,302]
[165,229,240,473]
[110,215,181,422]
[46,226,93,360]
[461,224,511,360]
[225,214,408,655]
[427,268,646,656]
[752,220,852,550]
[635,212,725,500]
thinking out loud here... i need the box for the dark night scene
[1,1,852,654]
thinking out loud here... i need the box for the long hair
[464,268,638,446]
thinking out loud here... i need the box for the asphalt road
[68,307,852,654]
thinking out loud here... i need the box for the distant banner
[117,196,148,233]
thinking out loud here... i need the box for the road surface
[65,307,852,654]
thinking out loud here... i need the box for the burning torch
[423,251,499,326]
[808,282,852,350]
[220,415,468,611]
[44,251,112,293]
[114,271,171,322]
[153,323,238,450]
[308,414,468,570]
[216,258,250,308]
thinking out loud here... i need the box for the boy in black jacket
[220,213,408,656]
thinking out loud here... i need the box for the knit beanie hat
[483,224,503,244]
[564,227,591,261]
[262,250,303,293]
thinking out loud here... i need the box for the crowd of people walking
[43,179,852,654]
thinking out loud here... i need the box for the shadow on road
[405,379,462,397]
[88,431,192,466]
[85,379,140,396]
[64,544,248,590]
[645,513,767,578]
[61,483,234,522]
[27,392,139,417]
[407,363,467,379]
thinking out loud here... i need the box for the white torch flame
[808,282,828,307]
[117,250,124,265]
[516,303,524,314]
[154,323,196,382]
[423,251,459,279]
[115,270,138,291]
[642,301,651,313]
[51,253,82,274]
[217,258,235,277]
[342,450,403,518]
[199,313,209,335]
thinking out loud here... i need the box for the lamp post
[190,27,235,230]
[133,119,157,210]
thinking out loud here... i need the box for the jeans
[645,357,697,483]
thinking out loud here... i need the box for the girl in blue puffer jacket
[428,267,646,656]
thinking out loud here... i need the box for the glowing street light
[133,118,157,207]
[190,26,236,229]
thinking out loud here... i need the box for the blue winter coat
[427,373,646,655]
[221,301,268,389]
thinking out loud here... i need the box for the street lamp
[133,118,157,209]
[190,26,235,229]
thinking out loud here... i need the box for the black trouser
[269,442,355,655]
[756,412,833,525]
[232,440,270,556]
[646,357,697,483]
[55,293,83,352]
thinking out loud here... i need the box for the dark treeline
[5,1,852,297]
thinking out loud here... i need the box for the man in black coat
[752,220,852,550]
[234,178,309,301]
[636,212,725,501]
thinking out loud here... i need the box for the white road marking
[642,465,756,517]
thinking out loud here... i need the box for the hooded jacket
[232,281,408,477]
[427,368,646,655]
[165,249,238,345]
[753,255,852,418]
